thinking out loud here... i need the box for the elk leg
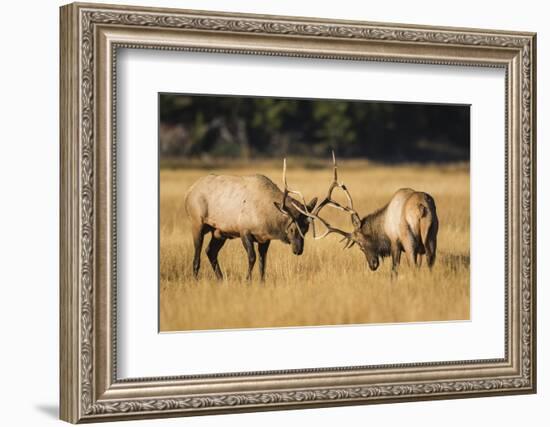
[402,235,419,268]
[191,223,207,279]
[425,236,437,269]
[241,232,256,281]
[206,235,226,280]
[258,241,271,282]
[390,243,402,279]
[407,248,419,268]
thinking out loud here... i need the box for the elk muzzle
[291,238,304,255]
[367,256,379,271]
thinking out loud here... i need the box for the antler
[292,202,355,247]
[276,158,310,238]
[291,151,360,248]
[314,151,361,223]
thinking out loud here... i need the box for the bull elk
[184,161,317,281]
[293,152,439,275]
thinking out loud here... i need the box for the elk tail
[418,202,437,268]
[418,204,430,244]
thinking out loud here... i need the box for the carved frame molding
[60,2,536,423]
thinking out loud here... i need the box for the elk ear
[274,202,288,216]
[352,214,362,229]
[306,197,318,212]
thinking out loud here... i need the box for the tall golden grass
[160,161,470,332]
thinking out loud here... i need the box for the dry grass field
[159,160,470,332]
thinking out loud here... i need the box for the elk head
[274,158,317,255]
[292,152,379,270]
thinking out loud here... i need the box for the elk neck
[360,205,391,257]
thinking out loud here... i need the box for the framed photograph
[60,2,537,423]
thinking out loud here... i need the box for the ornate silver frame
[60,2,536,423]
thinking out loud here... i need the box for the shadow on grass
[440,252,470,273]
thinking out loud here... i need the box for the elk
[293,152,438,275]
[184,161,317,281]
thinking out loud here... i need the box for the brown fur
[184,174,317,281]
[352,188,438,274]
